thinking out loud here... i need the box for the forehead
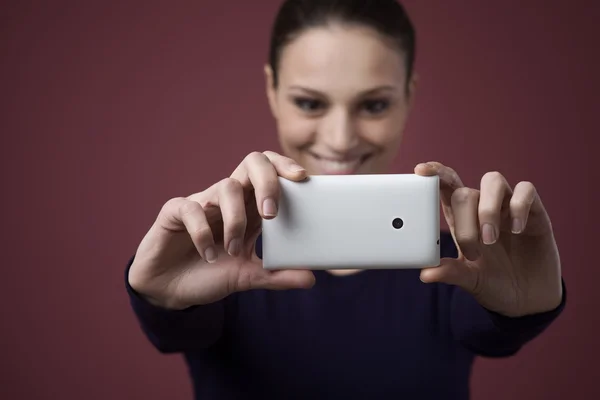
[277,25,407,92]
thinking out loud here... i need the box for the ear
[405,72,418,110]
[264,64,278,119]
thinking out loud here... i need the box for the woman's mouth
[308,152,372,175]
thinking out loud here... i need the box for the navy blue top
[125,231,566,399]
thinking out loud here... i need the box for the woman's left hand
[416,162,563,317]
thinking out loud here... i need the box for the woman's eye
[294,98,324,112]
[362,99,389,114]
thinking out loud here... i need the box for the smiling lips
[309,152,371,175]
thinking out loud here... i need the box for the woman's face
[265,24,416,175]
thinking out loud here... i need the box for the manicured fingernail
[204,246,218,263]
[482,223,497,245]
[512,218,523,234]
[228,238,242,257]
[263,198,277,217]
[289,164,305,172]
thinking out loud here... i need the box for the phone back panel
[262,174,440,269]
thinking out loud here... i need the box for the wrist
[128,272,190,312]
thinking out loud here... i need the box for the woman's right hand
[128,151,316,310]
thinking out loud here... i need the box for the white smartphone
[261,174,440,270]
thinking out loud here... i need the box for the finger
[255,268,316,291]
[420,258,479,294]
[510,181,537,234]
[415,161,464,206]
[478,171,512,244]
[451,187,481,261]
[230,151,306,188]
[215,178,247,256]
[262,150,307,179]
[230,152,281,219]
[157,197,218,263]
[415,162,464,229]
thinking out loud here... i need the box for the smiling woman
[125,0,566,399]
[266,22,413,176]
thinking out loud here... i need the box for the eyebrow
[288,85,397,97]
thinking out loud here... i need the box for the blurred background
[1,0,598,398]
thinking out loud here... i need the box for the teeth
[320,158,361,172]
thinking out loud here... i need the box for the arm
[438,232,567,356]
[450,280,566,357]
[125,255,226,353]
[125,152,313,354]
[416,161,569,357]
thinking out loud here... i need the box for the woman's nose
[318,109,359,153]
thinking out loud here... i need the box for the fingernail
[204,246,218,263]
[228,238,242,257]
[512,218,523,234]
[289,164,305,172]
[482,223,497,245]
[263,198,277,217]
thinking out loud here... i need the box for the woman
[126,0,566,398]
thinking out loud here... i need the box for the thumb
[248,258,316,291]
[261,269,317,291]
[419,258,478,293]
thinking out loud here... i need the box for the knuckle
[159,197,186,217]
[478,206,497,220]
[179,200,202,216]
[162,196,185,210]
[245,151,268,163]
[438,165,461,187]
[190,225,214,243]
[454,231,477,246]
[262,150,281,159]
[245,170,279,195]
[187,191,211,208]
[517,180,535,191]
[227,216,247,235]
[483,170,504,181]
[480,171,505,188]
[509,197,528,210]
[446,165,458,176]
[219,177,243,192]
[452,187,477,203]
[450,172,461,187]
[264,150,294,166]
[261,178,280,196]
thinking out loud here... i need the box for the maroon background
[2,1,598,399]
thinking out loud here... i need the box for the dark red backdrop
[2,1,598,399]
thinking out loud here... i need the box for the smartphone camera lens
[392,217,404,229]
